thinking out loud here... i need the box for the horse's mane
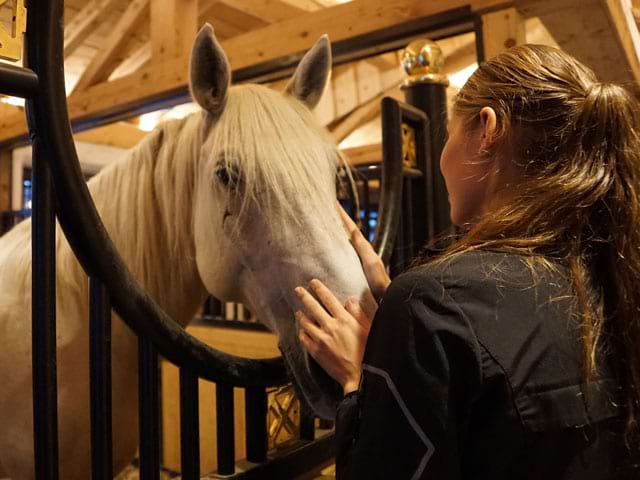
[87,111,206,309]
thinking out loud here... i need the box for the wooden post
[480,7,525,60]
[0,147,12,212]
[151,0,198,63]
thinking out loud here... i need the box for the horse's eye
[215,165,242,190]
[215,166,232,187]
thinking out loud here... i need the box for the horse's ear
[189,24,230,117]
[285,35,331,110]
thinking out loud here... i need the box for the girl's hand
[337,203,390,302]
[295,279,371,395]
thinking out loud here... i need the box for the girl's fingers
[345,296,362,319]
[298,329,319,356]
[308,279,345,318]
[346,296,373,329]
[337,201,360,236]
[296,311,323,342]
[294,286,332,328]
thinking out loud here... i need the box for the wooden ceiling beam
[74,121,148,149]
[211,2,270,30]
[480,6,525,59]
[517,0,640,86]
[151,0,198,62]
[73,0,150,92]
[63,0,123,59]
[0,0,512,146]
[217,0,307,23]
[277,0,323,11]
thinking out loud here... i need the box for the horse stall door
[161,324,280,474]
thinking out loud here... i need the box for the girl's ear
[478,106,497,154]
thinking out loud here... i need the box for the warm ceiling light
[0,96,25,107]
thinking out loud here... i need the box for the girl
[295,44,640,479]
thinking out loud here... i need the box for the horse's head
[189,25,374,419]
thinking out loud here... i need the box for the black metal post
[89,277,113,479]
[138,338,160,480]
[0,62,39,98]
[216,383,236,475]
[299,403,315,442]
[29,132,59,480]
[179,368,200,480]
[245,387,268,463]
[404,81,450,238]
[24,4,63,477]
[402,41,451,239]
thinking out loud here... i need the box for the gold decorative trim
[401,38,449,87]
[401,123,417,169]
[267,385,300,450]
[0,0,27,61]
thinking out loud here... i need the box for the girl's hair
[429,44,640,437]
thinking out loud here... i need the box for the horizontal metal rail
[0,62,38,98]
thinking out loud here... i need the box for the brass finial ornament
[402,38,449,88]
[0,0,27,61]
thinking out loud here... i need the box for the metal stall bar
[216,383,236,475]
[179,368,200,479]
[138,338,160,480]
[23,2,61,477]
[374,98,405,265]
[89,277,113,479]
[245,387,268,463]
[0,62,38,97]
[29,133,59,480]
[299,403,316,442]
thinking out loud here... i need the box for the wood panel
[0,147,12,212]
[517,0,640,86]
[63,0,123,59]
[161,324,279,473]
[218,0,307,23]
[150,0,198,62]
[73,0,150,92]
[481,7,525,59]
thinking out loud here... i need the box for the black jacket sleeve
[335,270,483,480]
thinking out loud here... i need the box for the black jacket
[335,251,639,479]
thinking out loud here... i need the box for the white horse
[0,25,374,479]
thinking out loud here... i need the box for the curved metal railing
[13,1,412,479]
[26,3,407,386]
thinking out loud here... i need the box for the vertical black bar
[30,133,60,480]
[404,84,451,238]
[412,117,434,245]
[216,383,236,475]
[138,338,160,480]
[179,368,200,480]
[245,387,267,463]
[402,177,415,263]
[89,277,113,479]
[299,402,315,442]
[474,15,486,63]
[362,178,370,240]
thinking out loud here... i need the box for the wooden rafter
[150,0,198,62]
[74,121,148,148]
[330,89,396,143]
[73,0,150,92]
[0,0,513,146]
[212,2,270,31]
[63,0,123,59]
[217,0,307,23]
[517,0,640,86]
